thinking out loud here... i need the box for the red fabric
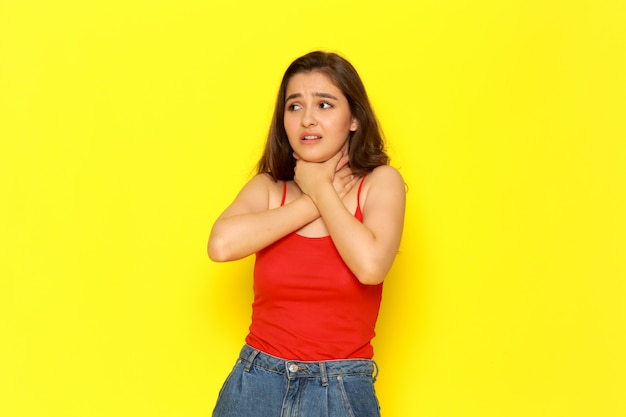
[245,177,382,360]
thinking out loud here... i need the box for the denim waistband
[238,344,378,384]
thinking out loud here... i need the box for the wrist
[297,194,320,218]
[307,182,335,206]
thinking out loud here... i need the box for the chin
[296,148,338,163]
[299,155,331,163]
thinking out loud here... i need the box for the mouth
[301,135,322,141]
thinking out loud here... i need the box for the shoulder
[241,173,284,193]
[245,173,290,209]
[364,165,405,191]
[358,165,406,210]
[369,165,403,181]
[228,173,276,208]
[248,172,276,186]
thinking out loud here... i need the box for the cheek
[283,115,297,137]
[326,117,353,135]
[284,121,300,147]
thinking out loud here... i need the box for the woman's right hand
[332,153,358,199]
[294,146,357,200]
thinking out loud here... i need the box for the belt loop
[371,360,379,382]
[244,348,260,372]
[320,362,329,387]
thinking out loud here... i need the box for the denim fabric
[212,345,381,417]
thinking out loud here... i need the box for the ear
[350,117,359,132]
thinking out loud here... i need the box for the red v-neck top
[245,177,383,360]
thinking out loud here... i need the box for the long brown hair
[257,51,389,181]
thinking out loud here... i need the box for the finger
[336,154,351,171]
[335,167,354,181]
[335,161,352,175]
[330,150,347,171]
[343,172,357,185]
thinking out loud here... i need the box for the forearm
[208,196,319,262]
[308,184,392,285]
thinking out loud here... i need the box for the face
[283,71,358,163]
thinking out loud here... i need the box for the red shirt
[245,178,383,360]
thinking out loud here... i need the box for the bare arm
[207,174,318,262]
[208,157,358,262]
[295,156,406,285]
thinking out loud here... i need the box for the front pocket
[337,374,381,417]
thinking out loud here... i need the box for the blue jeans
[212,345,381,417]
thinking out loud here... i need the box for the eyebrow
[285,92,339,102]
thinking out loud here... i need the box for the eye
[319,101,332,109]
[287,103,302,111]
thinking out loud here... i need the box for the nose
[301,107,317,127]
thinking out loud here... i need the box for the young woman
[208,51,405,417]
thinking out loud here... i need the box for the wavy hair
[257,51,389,181]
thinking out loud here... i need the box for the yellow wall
[1,1,625,416]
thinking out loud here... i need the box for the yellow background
[1,1,625,416]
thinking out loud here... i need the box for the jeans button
[288,364,299,373]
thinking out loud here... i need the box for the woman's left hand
[293,148,349,198]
